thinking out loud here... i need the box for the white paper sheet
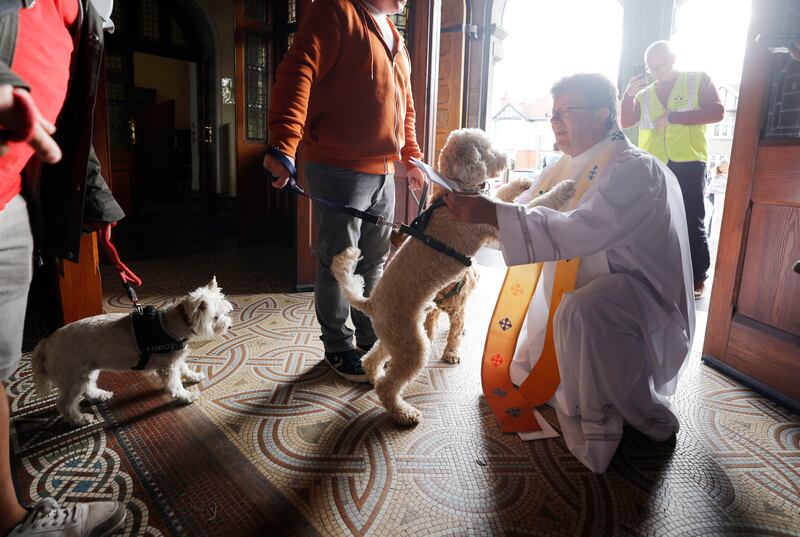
[517,410,560,441]
[409,157,453,192]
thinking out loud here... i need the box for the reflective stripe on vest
[637,71,708,163]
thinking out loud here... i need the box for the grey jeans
[0,195,33,381]
[305,161,395,353]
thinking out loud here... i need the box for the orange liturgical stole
[481,259,580,431]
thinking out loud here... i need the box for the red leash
[98,222,143,312]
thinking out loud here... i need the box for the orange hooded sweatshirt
[268,0,423,175]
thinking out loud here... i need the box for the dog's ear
[485,148,508,178]
[208,276,218,291]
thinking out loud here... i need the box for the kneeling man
[444,73,695,473]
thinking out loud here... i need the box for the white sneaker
[9,498,126,537]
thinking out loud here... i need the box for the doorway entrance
[486,0,623,177]
[671,0,750,311]
[103,0,228,257]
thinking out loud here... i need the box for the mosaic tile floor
[9,247,800,536]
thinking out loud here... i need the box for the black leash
[265,148,471,267]
[266,148,391,227]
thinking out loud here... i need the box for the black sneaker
[355,341,374,354]
[324,349,369,383]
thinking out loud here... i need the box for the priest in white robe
[444,73,695,473]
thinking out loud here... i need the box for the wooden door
[234,0,292,246]
[703,0,800,409]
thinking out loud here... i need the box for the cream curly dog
[422,175,553,364]
[333,129,575,425]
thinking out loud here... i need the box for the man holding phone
[621,41,724,299]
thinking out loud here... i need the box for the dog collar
[130,306,188,370]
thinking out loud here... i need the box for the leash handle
[264,146,306,197]
[98,223,142,287]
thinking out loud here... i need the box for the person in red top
[263,0,426,382]
[620,41,724,299]
[0,1,126,536]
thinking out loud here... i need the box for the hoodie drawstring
[356,1,375,80]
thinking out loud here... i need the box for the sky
[671,0,752,87]
[489,0,752,118]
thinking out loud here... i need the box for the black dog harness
[265,147,471,267]
[405,197,472,267]
[130,306,188,370]
[433,277,467,305]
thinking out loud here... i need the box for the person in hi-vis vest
[621,41,724,299]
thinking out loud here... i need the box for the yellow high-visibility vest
[636,71,708,163]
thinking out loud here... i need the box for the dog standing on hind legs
[32,277,233,426]
[422,172,554,365]
[332,128,576,426]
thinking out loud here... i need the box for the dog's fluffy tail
[31,339,52,398]
[331,247,374,316]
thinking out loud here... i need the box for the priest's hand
[442,192,498,228]
[654,114,669,129]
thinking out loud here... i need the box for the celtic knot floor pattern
[9,247,800,536]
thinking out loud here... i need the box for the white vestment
[495,135,695,473]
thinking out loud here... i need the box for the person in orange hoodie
[264,0,426,383]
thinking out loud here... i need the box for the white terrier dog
[32,277,233,426]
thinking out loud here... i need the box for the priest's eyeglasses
[546,107,600,121]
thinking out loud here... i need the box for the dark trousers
[304,161,395,353]
[667,160,710,285]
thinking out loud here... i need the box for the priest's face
[550,90,609,157]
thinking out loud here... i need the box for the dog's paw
[66,412,95,427]
[390,403,422,426]
[175,390,200,404]
[441,351,461,364]
[182,370,205,384]
[84,389,114,403]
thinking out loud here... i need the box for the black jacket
[0,0,124,263]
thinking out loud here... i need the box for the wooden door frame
[702,0,800,410]
[703,4,770,360]
[234,0,295,246]
[410,0,442,165]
